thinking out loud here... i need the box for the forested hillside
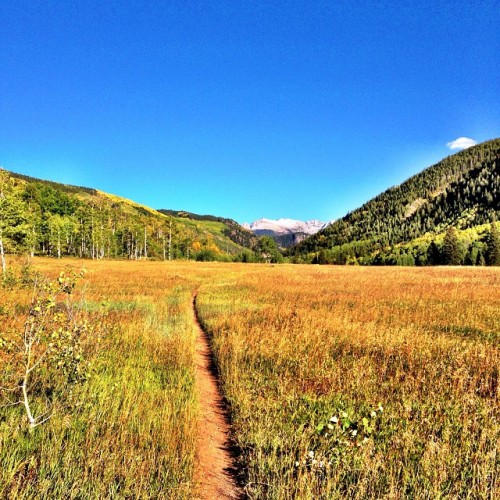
[291,138,500,265]
[158,209,257,249]
[0,170,250,266]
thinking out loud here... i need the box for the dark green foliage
[442,227,462,265]
[317,249,329,265]
[23,182,78,215]
[234,249,258,263]
[303,224,496,267]
[257,236,284,263]
[195,249,218,261]
[427,241,441,265]
[134,205,152,217]
[10,172,97,196]
[478,252,486,266]
[485,218,500,266]
[293,139,500,261]
[158,209,217,221]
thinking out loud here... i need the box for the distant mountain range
[242,218,332,248]
[242,218,329,235]
[1,138,499,266]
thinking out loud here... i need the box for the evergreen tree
[478,251,486,266]
[465,243,479,266]
[486,217,500,266]
[427,241,441,265]
[294,139,500,258]
[442,227,462,265]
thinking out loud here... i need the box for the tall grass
[196,265,500,499]
[1,258,200,499]
[2,260,499,498]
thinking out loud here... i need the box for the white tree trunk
[0,235,6,273]
[168,221,172,261]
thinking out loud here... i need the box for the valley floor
[1,258,499,498]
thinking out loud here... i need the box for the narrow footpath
[192,293,243,500]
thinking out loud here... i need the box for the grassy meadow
[1,258,499,499]
[1,258,205,499]
[196,265,500,499]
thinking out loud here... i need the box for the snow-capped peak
[242,218,330,236]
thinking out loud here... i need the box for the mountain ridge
[291,138,500,264]
[242,218,332,248]
[242,218,328,235]
[2,137,499,266]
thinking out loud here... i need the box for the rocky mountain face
[243,218,328,235]
[242,218,331,248]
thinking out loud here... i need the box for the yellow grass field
[1,258,499,499]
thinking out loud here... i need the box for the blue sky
[1,0,499,223]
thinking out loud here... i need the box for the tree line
[0,171,232,268]
[289,221,500,266]
[0,170,284,271]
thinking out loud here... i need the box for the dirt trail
[192,293,244,500]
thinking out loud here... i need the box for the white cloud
[446,137,477,150]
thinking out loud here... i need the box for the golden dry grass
[1,259,499,499]
[196,265,500,499]
[1,258,204,498]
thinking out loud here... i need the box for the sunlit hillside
[0,169,253,262]
[293,138,500,265]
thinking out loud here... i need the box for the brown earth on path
[192,293,244,500]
